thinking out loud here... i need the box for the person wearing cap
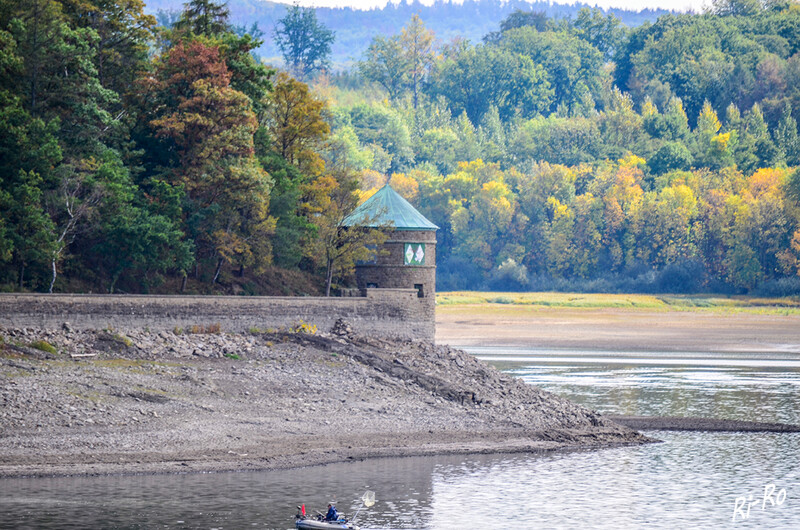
[324,502,338,522]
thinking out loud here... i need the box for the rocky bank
[0,320,649,478]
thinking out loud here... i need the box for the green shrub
[489,296,515,304]
[30,340,57,354]
[224,353,241,360]
[113,333,133,347]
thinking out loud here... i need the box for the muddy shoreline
[610,415,800,432]
[436,305,800,354]
[0,322,649,479]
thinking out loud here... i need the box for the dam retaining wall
[0,290,434,341]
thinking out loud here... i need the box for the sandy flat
[436,305,800,354]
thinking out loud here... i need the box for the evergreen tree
[663,97,691,141]
[1,170,57,289]
[173,0,230,37]
[746,104,780,169]
[774,103,800,165]
[60,0,156,97]
[478,105,507,164]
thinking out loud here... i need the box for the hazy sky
[276,0,712,13]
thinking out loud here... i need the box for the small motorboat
[294,514,359,530]
[295,491,374,530]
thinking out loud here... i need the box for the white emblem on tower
[406,245,414,263]
[415,245,424,263]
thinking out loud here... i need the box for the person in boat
[324,503,338,521]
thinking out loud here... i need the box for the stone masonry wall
[0,290,435,341]
[355,229,437,319]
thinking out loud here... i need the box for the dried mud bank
[0,321,650,478]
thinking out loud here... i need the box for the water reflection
[1,432,798,529]
[429,433,798,528]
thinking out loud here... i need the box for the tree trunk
[212,257,223,285]
[180,272,187,293]
[238,264,245,277]
[48,257,57,293]
[18,262,24,290]
[325,259,334,297]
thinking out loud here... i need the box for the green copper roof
[343,184,438,231]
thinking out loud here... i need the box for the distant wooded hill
[143,0,669,67]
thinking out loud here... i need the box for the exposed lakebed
[1,348,798,528]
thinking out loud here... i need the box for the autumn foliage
[5,1,800,296]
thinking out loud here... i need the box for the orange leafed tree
[148,39,275,283]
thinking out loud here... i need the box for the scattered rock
[0,324,650,479]
[330,318,354,338]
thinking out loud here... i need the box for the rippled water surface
[470,347,800,426]
[1,349,799,529]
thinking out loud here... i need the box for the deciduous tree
[303,166,387,296]
[430,42,552,124]
[148,39,274,283]
[500,26,606,114]
[262,71,329,174]
[400,15,435,110]
[359,35,408,102]
[273,5,334,80]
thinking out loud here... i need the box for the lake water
[470,346,800,425]
[1,348,799,529]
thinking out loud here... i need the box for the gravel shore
[0,320,649,478]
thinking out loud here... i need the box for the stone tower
[343,185,438,329]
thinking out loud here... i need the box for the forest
[3,0,800,296]
[143,0,667,67]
